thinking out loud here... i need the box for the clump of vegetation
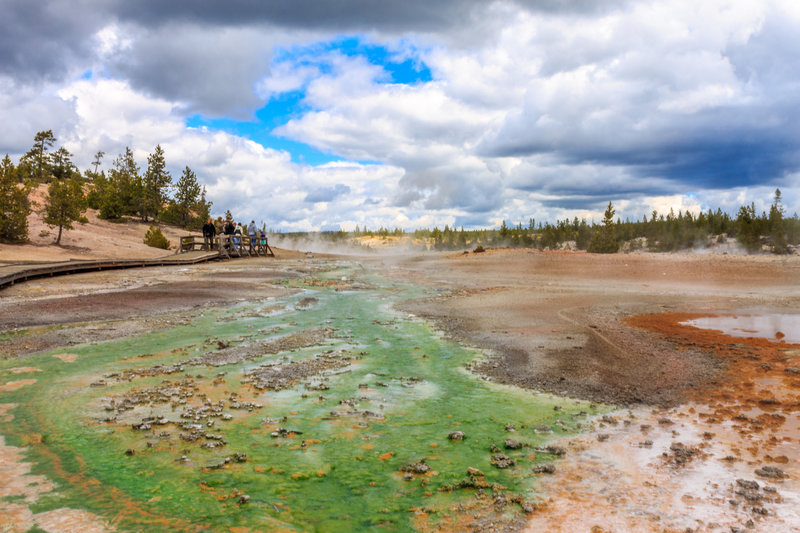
[143,226,170,249]
[587,202,619,254]
[0,129,215,246]
[0,154,30,243]
[44,149,88,245]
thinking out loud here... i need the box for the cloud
[2,0,800,233]
[304,184,351,203]
[0,78,79,156]
[475,1,800,195]
[0,0,106,82]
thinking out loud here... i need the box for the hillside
[0,185,199,264]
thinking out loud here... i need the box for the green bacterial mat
[0,264,600,532]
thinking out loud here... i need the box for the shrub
[144,225,170,249]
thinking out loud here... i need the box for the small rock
[237,494,250,505]
[504,439,523,450]
[785,367,800,374]
[532,464,556,474]
[448,431,466,441]
[597,434,610,442]
[491,454,516,469]
[754,466,785,479]
[504,424,516,432]
[467,467,484,477]
[538,445,566,456]
[400,459,430,474]
[125,448,135,456]
[736,479,760,491]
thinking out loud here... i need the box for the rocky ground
[373,248,800,531]
[1,242,799,531]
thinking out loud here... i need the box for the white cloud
[3,0,800,232]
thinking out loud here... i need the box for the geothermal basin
[1,249,799,532]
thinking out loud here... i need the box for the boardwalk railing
[178,235,275,258]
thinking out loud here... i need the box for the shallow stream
[0,264,596,531]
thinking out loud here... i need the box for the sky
[2,0,799,231]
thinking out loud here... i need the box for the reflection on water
[683,314,800,343]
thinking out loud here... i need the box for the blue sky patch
[273,36,433,86]
[186,112,340,166]
[184,36,431,166]
[332,37,433,85]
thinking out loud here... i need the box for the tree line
[405,192,795,254]
[302,191,796,255]
[0,130,211,244]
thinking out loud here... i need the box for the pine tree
[140,144,171,222]
[174,166,201,227]
[770,188,789,254]
[44,165,87,245]
[91,151,105,175]
[736,203,761,252]
[0,155,31,243]
[587,201,620,253]
[195,185,212,225]
[20,130,56,184]
[50,147,76,181]
[102,147,141,219]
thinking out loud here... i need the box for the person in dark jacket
[222,218,235,253]
[202,218,216,250]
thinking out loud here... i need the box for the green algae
[0,264,601,532]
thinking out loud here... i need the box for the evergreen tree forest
[287,191,799,255]
[1,131,212,244]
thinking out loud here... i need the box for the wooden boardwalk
[0,235,275,292]
[178,235,275,258]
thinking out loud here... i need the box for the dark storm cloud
[110,0,628,31]
[0,0,629,114]
[537,197,616,210]
[495,104,800,195]
[482,9,800,197]
[104,25,276,117]
[0,0,108,81]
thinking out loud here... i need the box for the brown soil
[0,259,317,358]
[2,239,799,531]
[382,248,800,406]
[374,248,800,532]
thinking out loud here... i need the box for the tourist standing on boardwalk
[202,218,216,250]
[223,218,235,253]
[248,220,257,252]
